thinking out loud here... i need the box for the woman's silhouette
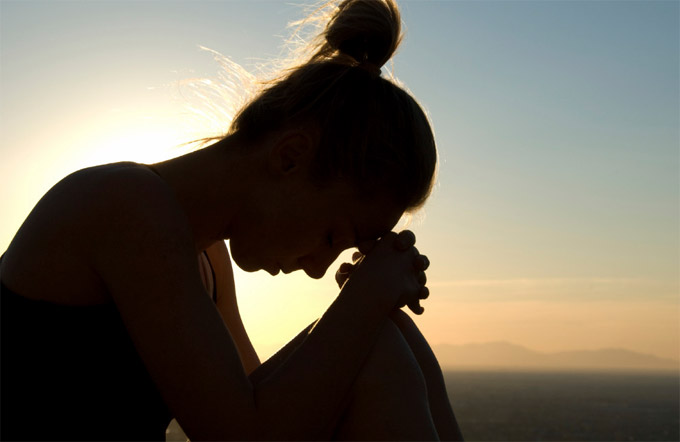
[0,0,463,440]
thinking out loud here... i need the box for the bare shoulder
[71,162,182,223]
[80,163,200,300]
[79,163,194,253]
[1,162,195,304]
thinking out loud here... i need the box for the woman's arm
[249,232,428,439]
[204,241,261,374]
[81,167,424,440]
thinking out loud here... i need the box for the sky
[1,0,678,362]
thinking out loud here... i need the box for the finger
[338,262,354,273]
[407,299,425,315]
[357,239,377,255]
[414,254,430,271]
[417,271,427,286]
[335,263,353,287]
[419,286,430,300]
[395,230,416,251]
[335,270,348,288]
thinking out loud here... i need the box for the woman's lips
[267,263,280,276]
[279,262,296,274]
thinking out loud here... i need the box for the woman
[0,0,463,440]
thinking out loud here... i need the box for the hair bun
[324,0,402,68]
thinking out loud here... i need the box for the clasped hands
[334,230,430,315]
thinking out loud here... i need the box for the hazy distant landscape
[427,343,679,440]
[433,342,679,372]
[444,370,679,441]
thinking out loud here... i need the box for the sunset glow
[1,0,677,365]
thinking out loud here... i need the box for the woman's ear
[267,130,316,176]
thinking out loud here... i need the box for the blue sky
[1,0,678,360]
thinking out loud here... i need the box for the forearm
[222,310,261,375]
[248,321,317,385]
[252,280,395,439]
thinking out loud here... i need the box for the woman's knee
[333,319,437,440]
[389,308,421,341]
[354,318,428,395]
[389,308,442,373]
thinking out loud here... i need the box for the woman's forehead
[350,200,402,243]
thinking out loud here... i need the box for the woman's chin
[229,253,257,273]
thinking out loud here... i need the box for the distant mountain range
[433,342,679,372]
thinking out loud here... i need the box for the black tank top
[0,275,172,440]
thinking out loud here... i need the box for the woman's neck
[149,136,261,252]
